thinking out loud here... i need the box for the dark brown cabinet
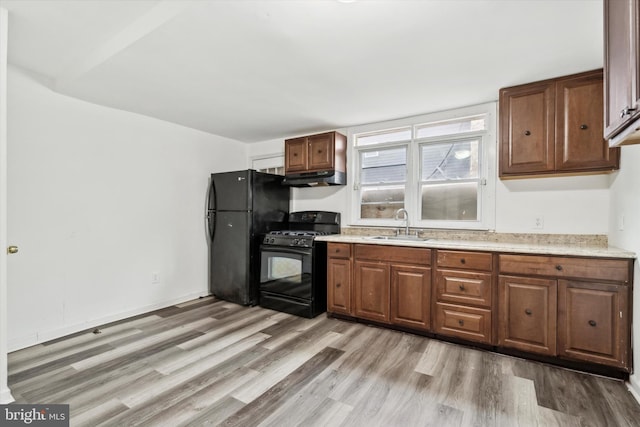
[284,131,346,175]
[500,70,619,177]
[327,243,352,315]
[498,275,557,355]
[391,265,431,330]
[434,250,494,344]
[498,254,632,370]
[344,244,431,329]
[604,0,640,145]
[558,280,629,369]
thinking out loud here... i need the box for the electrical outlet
[533,216,544,229]
[151,272,160,284]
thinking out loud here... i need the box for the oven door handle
[260,245,312,256]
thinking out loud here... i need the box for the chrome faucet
[394,208,409,236]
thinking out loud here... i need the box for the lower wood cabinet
[327,257,352,315]
[352,244,431,329]
[391,265,431,330]
[327,243,352,315]
[558,279,629,369]
[498,275,557,355]
[498,254,632,370]
[326,243,633,373]
[354,261,390,323]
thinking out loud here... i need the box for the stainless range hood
[281,170,346,187]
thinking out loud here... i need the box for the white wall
[6,65,248,351]
[608,144,640,398]
[248,137,612,235]
[0,6,15,404]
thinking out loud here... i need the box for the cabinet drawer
[328,243,351,259]
[436,270,492,308]
[499,254,630,283]
[434,303,492,344]
[437,250,492,271]
[355,244,431,265]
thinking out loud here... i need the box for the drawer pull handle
[525,309,532,316]
[588,320,597,327]
[524,130,531,136]
[458,320,464,326]
[555,265,563,271]
[460,258,466,264]
[459,284,466,291]
[580,124,588,130]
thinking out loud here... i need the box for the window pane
[421,182,478,221]
[360,185,405,219]
[356,128,412,146]
[416,115,486,139]
[421,139,479,182]
[361,147,407,184]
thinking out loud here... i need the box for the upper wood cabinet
[499,70,620,177]
[604,0,640,145]
[284,131,347,174]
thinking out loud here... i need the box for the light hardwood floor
[7,297,640,426]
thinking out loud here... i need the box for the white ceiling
[1,0,603,143]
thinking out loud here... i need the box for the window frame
[348,102,496,230]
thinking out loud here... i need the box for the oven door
[259,245,313,300]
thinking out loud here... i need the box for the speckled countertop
[316,233,636,259]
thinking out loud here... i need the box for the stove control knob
[269,238,275,244]
[292,239,299,245]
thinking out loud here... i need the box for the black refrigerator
[206,169,289,306]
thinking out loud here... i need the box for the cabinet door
[556,71,619,171]
[354,261,390,323]
[499,81,555,176]
[390,265,431,330]
[307,133,335,171]
[284,137,308,173]
[604,0,640,138]
[498,275,557,355]
[327,258,352,315]
[558,280,629,369]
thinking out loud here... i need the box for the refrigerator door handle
[207,211,216,242]
[205,179,216,243]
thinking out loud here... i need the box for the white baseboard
[628,375,640,405]
[7,291,208,352]
[0,386,14,404]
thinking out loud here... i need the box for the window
[252,155,284,175]
[350,103,496,230]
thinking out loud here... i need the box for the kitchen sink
[366,235,430,242]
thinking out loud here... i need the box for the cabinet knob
[580,124,588,130]
[293,153,298,157]
[525,309,532,316]
[621,107,637,118]
[318,150,323,154]
[588,320,597,327]
[458,320,464,326]
[336,283,341,288]
[460,258,466,264]
[459,284,466,291]
[524,130,531,136]
[555,265,563,271]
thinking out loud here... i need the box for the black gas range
[259,211,340,318]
